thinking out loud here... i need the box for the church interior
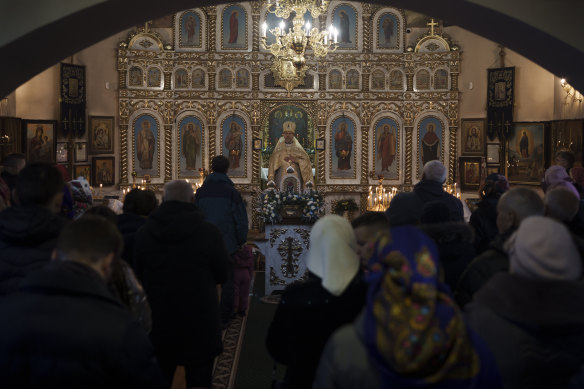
[1,0,584,387]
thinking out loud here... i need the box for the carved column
[119,123,129,184]
[448,125,458,184]
[164,124,173,181]
[316,102,327,184]
[404,126,413,189]
[360,125,369,185]
[207,7,217,53]
[252,14,260,52]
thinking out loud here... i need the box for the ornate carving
[120,124,128,184]
[293,228,310,249]
[269,228,288,247]
[164,124,172,181]
[269,267,287,286]
[277,237,303,278]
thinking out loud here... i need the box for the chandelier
[261,0,337,94]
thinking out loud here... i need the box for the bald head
[163,180,194,203]
[497,187,544,233]
[422,160,447,183]
[545,187,580,222]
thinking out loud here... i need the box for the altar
[256,223,312,295]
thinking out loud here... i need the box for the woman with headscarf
[469,173,510,254]
[266,215,367,389]
[543,165,580,198]
[314,227,501,389]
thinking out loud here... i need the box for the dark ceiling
[1,0,583,98]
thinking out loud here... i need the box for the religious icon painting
[221,4,247,50]
[236,68,250,88]
[332,4,358,50]
[551,120,584,166]
[376,12,399,49]
[373,118,400,180]
[434,69,449,90]
[461,119,486,156]
[56,142,68,163]
[417,116,444,178]
[218,68,232,89]
[128,66,143,87]
[328,69,342,89]
[174,68,188,89]
[24,119,57,163]
[146,67,162,88]
[415,69,431,90]
[178,116,204,178]
[192,68,206,89]
[179,11,202,48]
[459,157,482,191]
[506,122,546,185]
[133,114,159,178]
[389,69,404,90]
[222,115,247,178]
[371,69,386,90]
[330,117,356,179]
[88,116,114,154]
[92,156,115,187]
[74,164,91,183]
[346,69,360,89]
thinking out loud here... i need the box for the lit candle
[305,21,311,36]
[262,22,267,37]
[279,20,285,34]
[328,25,334,38]
[100,184,102,189]
[334,28,338,43]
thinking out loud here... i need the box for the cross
[427,19,438,36]
[144,20,152,33]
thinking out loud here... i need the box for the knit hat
[305,214,359,296]
[485,173,509,194]
[510,216,581,280]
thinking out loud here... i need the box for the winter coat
[134,201,230,364]
[266,273,367,389]
[469,196,499,254]
[117,212,147,270]
[0,205,67,296]
[194,172,248,255]
[420,222,476,291]
[413,180,464,222]
[455,230,514,307]
[465,273,584,389]
[0,260,164,389]
[234,245,254,279]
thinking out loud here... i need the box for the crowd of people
[0,150,583,389]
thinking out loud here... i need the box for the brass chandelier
[261,0,337,94]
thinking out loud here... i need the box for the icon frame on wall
[506,122,547,185]
[92,156,115,187]
[74,164,91,183]
[459,156,482,192]
[23,119,57,163]
[461,118,486,156]
[88,116,115,154]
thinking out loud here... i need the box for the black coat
[454,230,513,307]
[0,205,67,296]
[117,212,147,270]
[420,222,476,291]
[469,196,499,254]
[413,180,464,222]
[134,201,230,363]
[266,273,368,389]
[465,274,584,389]
[0,261,164,389]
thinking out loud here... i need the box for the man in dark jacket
[135,180,230,388]
[0,216,164,388]
[455,187,544,306]
[195,155,248,327]
[413,160,463,222]
[0,163,68,296]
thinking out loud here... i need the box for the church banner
[487,67,514,141]
[60,63,86,138]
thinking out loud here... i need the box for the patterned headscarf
[364,227,498,388]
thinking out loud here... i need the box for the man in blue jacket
[195,155,249,328]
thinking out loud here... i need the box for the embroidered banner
[487,67,514,141]
[60,63,86,138]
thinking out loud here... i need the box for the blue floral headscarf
[364,227,501,389]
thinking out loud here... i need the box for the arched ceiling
[1,0,583,98]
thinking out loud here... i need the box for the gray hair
[163,180,194,203]
[498,187,544,226]
[422,160,447,183]
[544,187,580,222]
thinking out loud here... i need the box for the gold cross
[427,19,438,35]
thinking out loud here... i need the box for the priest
[268,121,313,190]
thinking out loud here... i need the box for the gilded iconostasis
[117,1,462,228]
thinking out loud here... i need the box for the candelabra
[367,176,398,212]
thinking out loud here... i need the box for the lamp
[561,78,583,103]
[261,0,337,94]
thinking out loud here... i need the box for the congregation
[0,151,583,389]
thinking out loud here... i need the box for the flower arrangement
[332,199,359,214]
[258,189,324,223]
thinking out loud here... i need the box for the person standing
[413,160,463,222]
[0,216,165,388]
[135,180,230,388]
[195,155,248,328]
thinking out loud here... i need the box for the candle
[100,184,102,189]
[305,21,311,36]
[334,28,338,43]
[262,22,267,37]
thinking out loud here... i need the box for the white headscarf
[306,215,360,296]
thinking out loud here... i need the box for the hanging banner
[60,63,86,138]
[487,67,514,141]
